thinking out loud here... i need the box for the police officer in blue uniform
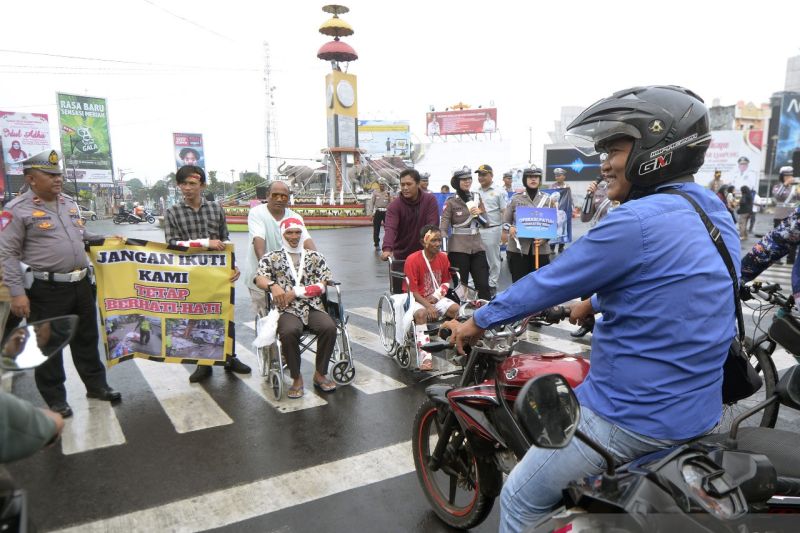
[0,150,121,418]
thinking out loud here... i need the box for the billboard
[358,120,410,158]
[0,112,52,177]
[57,93,114,183]
[543,146,604,182]
[697,130,763,190]
[173,133,205,171]
[426,108,497,136]
[773,92,800,174]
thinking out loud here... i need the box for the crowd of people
[1,84,799,533]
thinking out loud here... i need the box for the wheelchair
[376,257,462,370]
[254,280,355,400]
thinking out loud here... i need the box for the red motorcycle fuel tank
[498,352,590,390]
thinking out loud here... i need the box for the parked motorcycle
[1,315,79,533]
[514,367,800,532]
[112,211,141,225]
[142,208,156,224]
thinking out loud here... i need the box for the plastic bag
[253,308,279,348]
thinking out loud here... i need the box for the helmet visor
[565,120,641,156]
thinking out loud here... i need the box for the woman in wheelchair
[405,225,460,370]
[254,218,337,398]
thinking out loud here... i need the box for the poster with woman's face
[0,111,51,175]
[172,132,205,171]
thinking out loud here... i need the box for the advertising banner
[515,206,557,239]
[56,93,114,183]
[541,188,573,244]
[358,120,410,158]
[88,239,235,368]
[0,111,51,177]
[697,130,763,191]
[543,146,604,183]
[426,108,497,136]
[173,132,205,171]
[774,92,800,175]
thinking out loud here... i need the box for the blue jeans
[500,406,686,533]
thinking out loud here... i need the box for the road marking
[53,440,415,533]
[61,348,126,455]
[133,359,233,433]
[234,342,329,412]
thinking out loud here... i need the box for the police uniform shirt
[478,185,507,226]
[0,190,98,297]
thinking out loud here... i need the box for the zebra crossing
[34,297,800,459]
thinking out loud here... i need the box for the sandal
[287,386,304,399]
[313,378,337,393]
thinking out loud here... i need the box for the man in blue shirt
[447,86,740,533]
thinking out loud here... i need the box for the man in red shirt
[404,225,458,370]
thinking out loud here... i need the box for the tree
[234,172,267,195]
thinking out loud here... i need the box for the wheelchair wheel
[331,360,355,385]
[269,343,285,400]
[377,294,398,354]
[396,345,412,369]
[269,369,283,400]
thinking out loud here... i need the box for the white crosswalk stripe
[52,440,415,533]
[61,347,126,455]
[133,358,233,433]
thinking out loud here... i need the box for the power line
[0,48,253,71]
[140,0,237,43]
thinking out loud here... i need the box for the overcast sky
[2,0,798,184]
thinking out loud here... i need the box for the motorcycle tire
[412,400,497,529]
[715,342,779,433]
[146,216,156,224]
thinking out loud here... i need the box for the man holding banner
[164,165,250,383]
[0,149,121,418]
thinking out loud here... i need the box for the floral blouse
[256,250,332,324]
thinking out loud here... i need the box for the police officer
[369,178,393,250]
[0,150,121,418]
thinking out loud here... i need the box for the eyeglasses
[270,193,289,199]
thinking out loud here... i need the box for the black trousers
[448,251,491,300]
[27,278,109,405]
[140,329,151,345]
[507,249,551,283]
[774,218,797,264]
[549,242,565,254]
[373,210,386,247]
[277,309,337,380]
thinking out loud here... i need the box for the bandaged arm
[294,283,327,298]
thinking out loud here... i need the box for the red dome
[317,39,358,62]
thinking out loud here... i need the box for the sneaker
[224,357,251,374]
[189,365,212,383]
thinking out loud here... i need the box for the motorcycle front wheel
[146,216,155,224]
[412,400,496,529]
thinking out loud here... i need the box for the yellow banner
[88,239,235,368]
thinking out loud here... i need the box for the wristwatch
[502,223,511,231]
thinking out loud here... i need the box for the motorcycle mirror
[514,374,580,449]
[776,365,800,411]
[0,315,79,371]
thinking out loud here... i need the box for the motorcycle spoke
[448,474,457,505]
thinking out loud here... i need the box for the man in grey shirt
[475,164,507,297]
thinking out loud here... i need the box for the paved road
[5,213,798,532]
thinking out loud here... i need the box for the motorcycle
[112,211,141,225]
[0,315,79,533]
[412,300,784,529]
[514,367,800,532]
[411,304,587,528]
[142,208,156,224]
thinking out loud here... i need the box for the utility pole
[263,41,280,181]
[528,126,533,165]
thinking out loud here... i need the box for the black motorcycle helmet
[565,85,711,188]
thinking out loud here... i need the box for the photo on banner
[541,188,573,244]
[173,132,205,171]
[56,93,114,183]
[88,239,235,367]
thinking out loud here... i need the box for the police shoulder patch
[0,211,12,231]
